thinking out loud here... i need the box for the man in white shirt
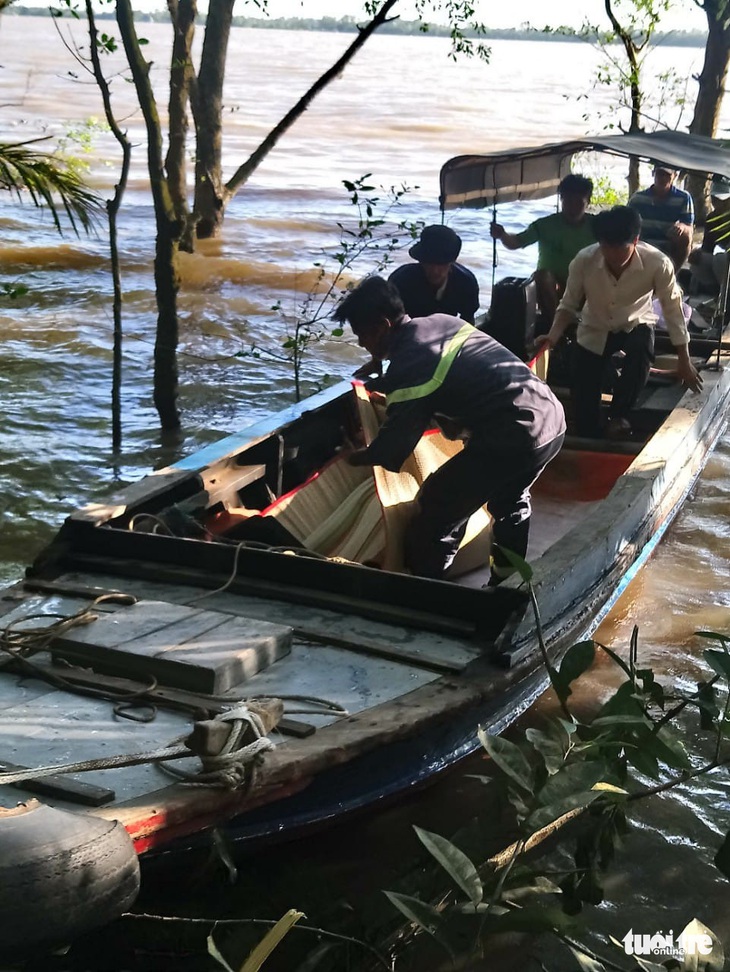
[537,206,702,439]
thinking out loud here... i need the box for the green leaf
[697,681,720,730]
[383,892,453,956]
[596,640,633,678]
[503,876,562,902]
[553,640,596,703]
[639,727,691,772]
[525,726,565,775]
[538,760,612,806]
[696,630,730,646]
[239,911,306,972]
[414,827,483,907]
[704,649,730,681]
[526,790,601,831]
[591,782,628,795]
[626,745,660,779]
[207,933,235,972]
[678,918,725,971]
[559,718,579,737]
[495,546,533,582]
[487,903,578,935]
[590,714,651,727]
[594,680,645,721]
[478,728,534,793]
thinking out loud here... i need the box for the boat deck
[1,343,726,851]
[0,441,625,816]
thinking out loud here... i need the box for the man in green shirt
[490,173,595,325]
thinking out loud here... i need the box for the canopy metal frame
[439,131,730,210]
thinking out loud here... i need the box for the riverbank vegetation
[3,6,710,46]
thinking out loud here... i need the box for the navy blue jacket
[388,263,479,323]
[365,314,565,472]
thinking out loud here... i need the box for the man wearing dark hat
[388,224,479,323]
[628,165,694,271]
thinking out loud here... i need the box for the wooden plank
[296,626,467,674]
[53,600,293,694]
[0,757,115,806]
[57,599,202,649]
[23,577,132,602]
[640,384,685,412]
[45,665,317,737]
[70,468,198,525]
[43,664,227,713]
[43,574,486,672]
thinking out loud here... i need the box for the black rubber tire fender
[0,800,140,959]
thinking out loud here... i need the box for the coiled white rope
[161,704,275,789]
[0,703,276,791]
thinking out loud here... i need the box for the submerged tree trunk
[166,0,197,251]
[86,0,131,452]
[192,0,234,239]
[117,0,181,431]
[193,0,400,240]
[688,0,730,220]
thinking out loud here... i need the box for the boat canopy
[439,130,730,210]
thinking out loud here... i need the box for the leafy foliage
[538,0,688,191]
[385,600,730,969]
[236,174,423,401]
[0,140,102,235]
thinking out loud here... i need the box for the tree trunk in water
[117,0,181,430]
[166,0,197,251]
[193,0,400,239]
[153,230,181,430]
[193,0,235,239]
[687,1,730,221]
[604,0,646,197]
[86,1,131,452]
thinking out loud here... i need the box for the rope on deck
[0,703,277,791]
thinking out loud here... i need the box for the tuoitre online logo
[621,928,714,960]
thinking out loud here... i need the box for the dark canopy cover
[439,130,730,210]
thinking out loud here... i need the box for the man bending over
[334,276,565,585]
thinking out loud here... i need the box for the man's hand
[532,330,561,354]
[347,448,373,467]
[490,221,505,241]
[668,221,692,243]
[353,358,382,380]
[677,356,703,393]
[533,333,553,352]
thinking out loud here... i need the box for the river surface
[1,13,729,970]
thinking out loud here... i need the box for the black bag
[480,276,538,359]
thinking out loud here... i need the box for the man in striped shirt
[628,165,694,272]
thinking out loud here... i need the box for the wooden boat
[1,134,729,906]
